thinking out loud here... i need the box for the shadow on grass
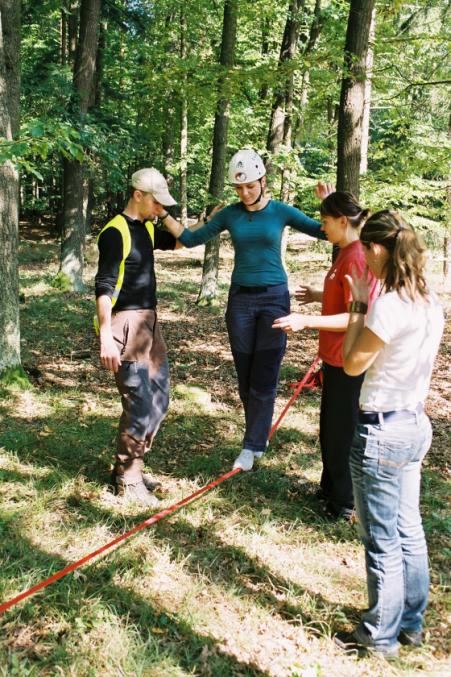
[0,385,366,550]
[0,511,268,676]
[156,518,361,633]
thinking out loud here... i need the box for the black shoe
[334,628,400,658]
[313,488,329,503]
[398,629,423,647]
[325,501,356,523]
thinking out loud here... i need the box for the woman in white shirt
[336,210,444,657]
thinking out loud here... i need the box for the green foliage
[0,366,31,390]
[51,272,73,291]
[12,0,449,235]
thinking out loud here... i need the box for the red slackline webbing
[0,468,241,615]
[0,356,319,615]
[269,355,320,439]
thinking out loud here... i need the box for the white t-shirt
[360,290,444,412]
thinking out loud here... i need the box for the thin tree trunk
[68,0,78,67]
[267,1,307,264]
[267,0,305,173]
[360,7,376,174]
[60,0,101,291]
[197,0,238,305]
[445,113,451,279]
[179,9,188,227]
[61,5,67,66]
[0,0,21,375]
[162,107,175,180]
[162,13,177,186]
[295,0,323,137]
[259,16,270,100]
[336,0,375,197]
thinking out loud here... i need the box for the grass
[0,228,449,676]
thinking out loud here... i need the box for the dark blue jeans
[225,283,290,452]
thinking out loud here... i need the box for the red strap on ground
[268,355,321,439]
[0,356,319,615]
[0,468,241,615]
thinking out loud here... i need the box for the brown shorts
[111,308,167,376]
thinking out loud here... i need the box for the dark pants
[111,309,169,480]
[225,283,290,452]
[319,362,363,510]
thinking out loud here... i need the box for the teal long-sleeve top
[178,200,325,286]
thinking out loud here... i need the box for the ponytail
[320,191,369,228]
[360,210,429,301]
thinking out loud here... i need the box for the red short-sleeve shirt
[318,240,379,367]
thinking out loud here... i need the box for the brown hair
[360,210,429,301]
[320,191,369,228]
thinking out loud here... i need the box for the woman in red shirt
[273,192,378,520]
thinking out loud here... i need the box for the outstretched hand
[295,285,316,305]
[315,181,335,202]
[272,313,309,334]
[207,203,224,220]
[344,265,372,305]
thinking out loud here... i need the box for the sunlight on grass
[1,240,449,675]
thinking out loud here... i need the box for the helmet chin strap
[249,178,263,206]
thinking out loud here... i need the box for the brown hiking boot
[111,465,160,508]
[114,475,161,508]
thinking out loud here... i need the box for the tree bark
[267,0,305,166]
[197,0,238,305]
[179,9,188,227]
[336,0,375,197]
[0,0,21,374]
[60,0,101,291]
[360,7,376,174]
[61,5,67,66]
[445,112,451,280]
[68,0,79,68]
[295,0,323,137]
[266,1,306,264]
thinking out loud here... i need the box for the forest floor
[0,223,449,677]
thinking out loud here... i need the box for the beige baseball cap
[131,167,177,206]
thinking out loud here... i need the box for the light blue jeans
[350,412,432,650]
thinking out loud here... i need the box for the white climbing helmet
[228,149,266,184]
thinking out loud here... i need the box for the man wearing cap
[95,168,179,507]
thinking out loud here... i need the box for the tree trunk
[179,9,188,227]
[0,0,21,376]
[60,0,101,291]
[360,7,376,174]
[162,106,175,181]
[197,0,238,305]
[267,1,306,264]
[336,0,375,197]
[68,0,79,68]
[61,5,67,66]
[295,0,323,137]
[267,0,305,168]
[445,113,451,280]
[259,17,270,100]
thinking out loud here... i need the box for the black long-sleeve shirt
[95,214,176,311]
